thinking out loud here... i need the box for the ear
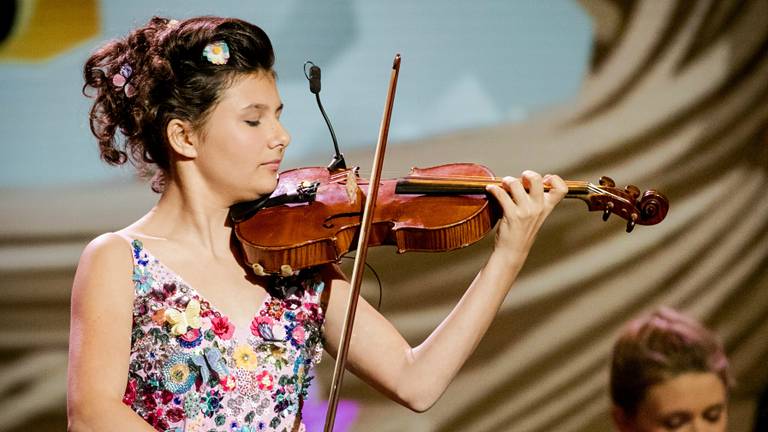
[166,118,199,159]
[611,405,634,432]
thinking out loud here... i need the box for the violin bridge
[345,170,358,205]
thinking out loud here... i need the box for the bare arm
[67,233,156,431]
[322,171,567,412]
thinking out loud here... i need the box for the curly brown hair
[83,16,275,191]
[610,307,731,416]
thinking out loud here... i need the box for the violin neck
[395,176,591,199]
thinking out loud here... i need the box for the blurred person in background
[610,307,730,432]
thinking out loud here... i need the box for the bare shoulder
[72,232,135,304]
[79,232,132,265]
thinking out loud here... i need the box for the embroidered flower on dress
[264,298,285,319]
[220,374,237,391]
[233,344,259,370]
[177,327,203,348]
[288,324,306,347]
[255,370,274,391]
[132,266,154,295]
[162,353,197,394]
[202,389,224,417]
[211,315,235,340]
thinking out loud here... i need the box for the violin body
[234,163,500,275]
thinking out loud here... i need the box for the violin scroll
[574,177,669,232]
[637,189,669,225]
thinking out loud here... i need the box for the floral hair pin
[203,41,230,65]
[111,64,136,98]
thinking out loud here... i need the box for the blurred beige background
[1,0,767,431]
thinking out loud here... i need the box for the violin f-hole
[322,212,364,228]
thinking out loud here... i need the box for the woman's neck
[131,177,235,258]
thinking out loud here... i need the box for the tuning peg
[626,213,638,233]
[599,176,615,187]
[625,184,640,200]
[603,202,614,221]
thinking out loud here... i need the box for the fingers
[485,178,516,216]
[486,171,543,217]
[520,170,543,204]
[486,171,563,257]
[486,170,566,213]
[542,174,568,203]
[504,176,529,209]
[499,171,543,209]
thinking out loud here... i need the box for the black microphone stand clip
[304,61,347,173]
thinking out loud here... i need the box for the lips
[261,159,282,170]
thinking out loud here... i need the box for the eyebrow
[242,103,284,112]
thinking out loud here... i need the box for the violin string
[402,173,587,184]
[585,184,633,204]
[400,174,591,190]
[355,170,592,186]
[333,171,632,202]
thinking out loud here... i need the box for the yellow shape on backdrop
[0,0,99,62]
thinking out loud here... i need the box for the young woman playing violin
[67,16,567,431]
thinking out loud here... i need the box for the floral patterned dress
[123,239,326,432]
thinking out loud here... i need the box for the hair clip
[203,41,230,65]
[112,63,136,98]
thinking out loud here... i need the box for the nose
[270,119,290,150]
[689,418,714,432]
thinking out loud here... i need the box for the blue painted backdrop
[0,0,590,187]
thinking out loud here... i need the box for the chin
[230,173,277,203]
[254,179,279,199]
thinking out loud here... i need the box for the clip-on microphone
[305,61,346,172]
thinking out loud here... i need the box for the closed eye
[245,120,261,127]
[660,412,691,429]
[703,404,724,422]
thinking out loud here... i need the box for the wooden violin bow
[323,53,402,431]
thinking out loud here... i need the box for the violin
[233,163,668,275]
